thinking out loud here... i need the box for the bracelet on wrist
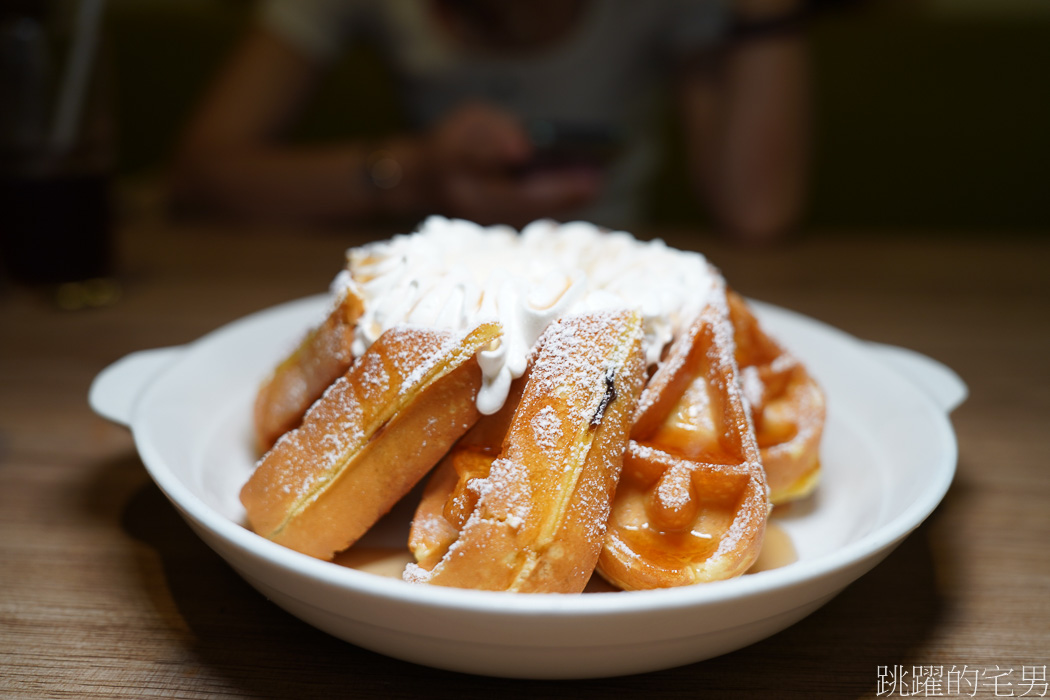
[363,148,403,190]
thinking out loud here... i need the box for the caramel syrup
[333,522,796,584]
[745,522,798,574]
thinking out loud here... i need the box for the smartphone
[519,120,623,173]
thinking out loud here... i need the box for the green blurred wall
[105,0,1050,230]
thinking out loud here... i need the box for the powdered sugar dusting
[531,405,562,456]
[402,562,431,584]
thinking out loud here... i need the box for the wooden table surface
[2,213,1047,699]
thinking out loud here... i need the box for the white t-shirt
[259,0,730,226]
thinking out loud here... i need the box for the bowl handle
[866,343,968,414]
[89,346,185,427]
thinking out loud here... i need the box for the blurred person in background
[171,0,812,242]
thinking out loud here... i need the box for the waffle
[597,277,769,589]
[405,310,645,592]
[253,280,364,452]
[728,291,825,504]
[241,321,500,559]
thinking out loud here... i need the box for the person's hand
[422,102,603,226]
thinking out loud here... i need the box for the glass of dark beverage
[1,0,116,305]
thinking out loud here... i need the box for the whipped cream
[335,216,715,414]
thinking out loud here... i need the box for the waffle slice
[241,321,501,560]
[407,372,527,574]
[253,282,365,452]
[598,278,769,590]
[406,310,646,593]
[728,291,825,504]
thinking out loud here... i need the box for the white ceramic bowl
[89,296,965,679]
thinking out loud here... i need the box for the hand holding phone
[520,120,623,174]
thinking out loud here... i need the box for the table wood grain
[2,214,1047,699]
